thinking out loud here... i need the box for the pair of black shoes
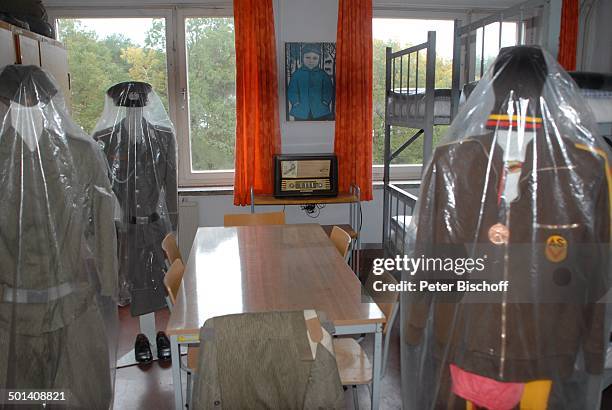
[135,332,172,363]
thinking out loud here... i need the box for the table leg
[371,323,383,410]
[171,335,184,409]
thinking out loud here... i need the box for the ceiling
[374,0,526,10]
[43,0,526,10]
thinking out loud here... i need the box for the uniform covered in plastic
[92,82,177,316]
[400,46,611,409]
[0,65,118,408]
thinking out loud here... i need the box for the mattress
[387,88,451,123]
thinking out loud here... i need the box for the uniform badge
[488,223,509,245]
[545,235,568,263]
[97,140,105,150]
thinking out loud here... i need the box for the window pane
[185,17,236,171]
[58,18,168,134]
[501,22,518,48]
[372,18,454,166]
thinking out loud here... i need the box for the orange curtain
[334,0,373,201]
[558,0,579,71]
[233,0,281,206]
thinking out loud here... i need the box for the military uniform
[93,117,177,317]
[0,65,118,410]
[402,47,611,410]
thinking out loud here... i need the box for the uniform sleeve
[91,149,119,299]
[404,156,438,345]
[582,161,611,374]
[164,132,179,231]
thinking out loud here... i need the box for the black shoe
[156,331,171,361]
[135,333,153,363]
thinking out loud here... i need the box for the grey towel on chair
[191,311,345,410]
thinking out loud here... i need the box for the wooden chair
[330,225,351,263]
[163,259,185,308]
[333,337,372,409]
[161,233,183,268]
[223,211,285,226]
[364,270,400,377]
[162,259,198,405]
[334,270,400,408]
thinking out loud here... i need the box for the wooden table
[167,224,385,409]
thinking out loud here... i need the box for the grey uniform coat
[0,125,118,409]
[192,311,345,410]
[93,118,177,316]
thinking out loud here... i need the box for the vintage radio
[274,154,338,198]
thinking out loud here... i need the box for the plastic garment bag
[0,65,119,408]
[400,46,611,410]
[92,82,177,316]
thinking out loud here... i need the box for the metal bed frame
[383,0,550,258]
[450,0,549,118]
[382,31,438,258]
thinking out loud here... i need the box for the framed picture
[285,42,336,122]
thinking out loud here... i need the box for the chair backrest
[330,226,351,263]
[192,310,344,409]
[223,211,285,227]
[162,233,183,264]
[365,271,400,334]
[164,259,185,306]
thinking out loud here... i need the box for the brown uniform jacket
[406,133,611,381]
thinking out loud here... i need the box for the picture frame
[285,42,336,122]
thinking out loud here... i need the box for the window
[54,9,237,187]
[372,18,454,170]
[57,18,169,134]
[474,22,518,80]
[53,10,519,187]
[184,17,236,172]
[173,10,237,187]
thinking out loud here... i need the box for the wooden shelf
[253,193,358,206]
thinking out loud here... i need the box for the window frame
[48,7,473,187]
[48,6,236,188]
[49,7,179,142]
[371,11,461,181]
[175,7,236,187]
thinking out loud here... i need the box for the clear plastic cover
[0,65,118,408]
[401,46,611,409]
[92,82,177,315]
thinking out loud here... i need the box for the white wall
[181,185,385,245]
[276,0,338,154]
[577,0,612,73]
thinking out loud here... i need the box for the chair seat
[333,337,372,385]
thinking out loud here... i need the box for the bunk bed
[382,0,549,258]
[382,31,442,257]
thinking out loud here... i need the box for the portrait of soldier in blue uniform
[286,43,335,121]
